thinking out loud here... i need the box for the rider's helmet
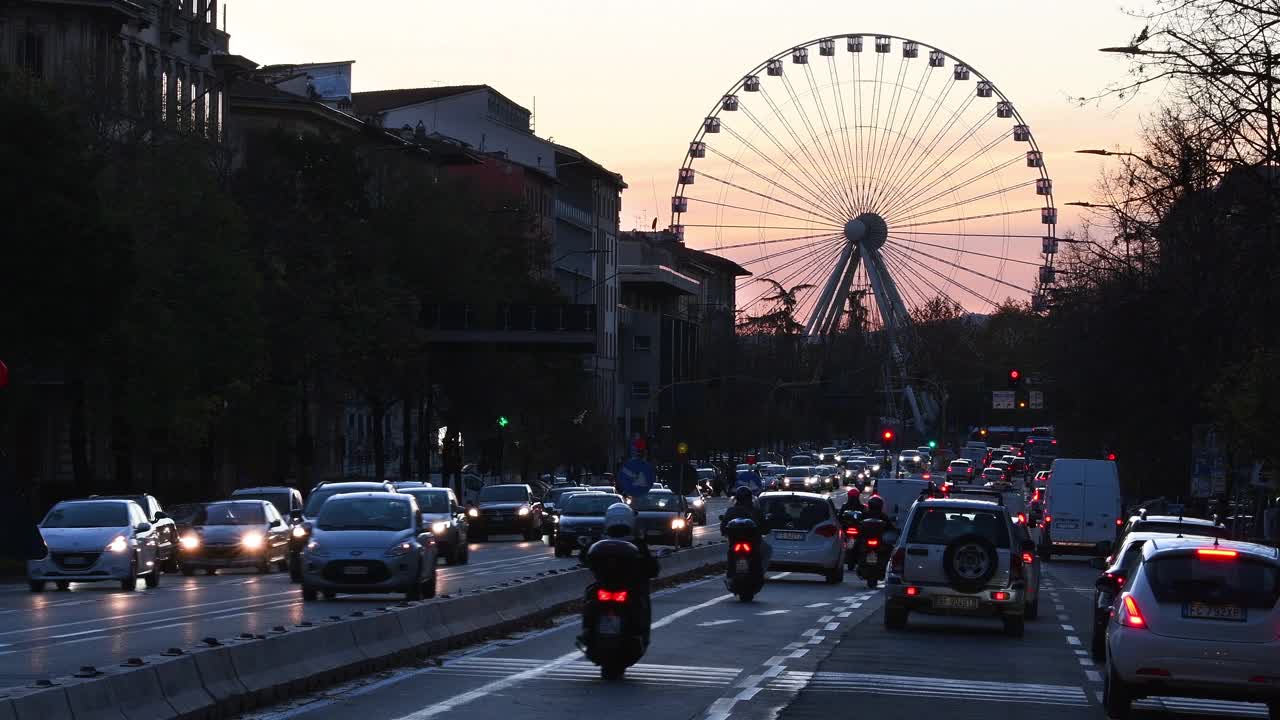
[867,495,885,514]
[733,486,754,505]
[603,503,636,539]
[846,488,861,503]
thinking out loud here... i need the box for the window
[18,32,44,78]
[633,335,652,352]
[631,382,650,400]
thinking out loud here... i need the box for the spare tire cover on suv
[942,534,998,593]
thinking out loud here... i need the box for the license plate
[597,614,622,636]
[865,552,878,564]
[735,558,749,574]
[342,566,370,575]
[934,595,979,610]
[1054,520,1079,529]
[1184,602,1246,622]
[61,556,87,566]
[776,531,806,541]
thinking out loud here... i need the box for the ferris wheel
[671,34,1058,433]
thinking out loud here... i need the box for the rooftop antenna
[222,3,227,31]
[531,96,536,134]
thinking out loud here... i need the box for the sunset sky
[228,0,1160,310]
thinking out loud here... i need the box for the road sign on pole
[1029,391,1044,409]
[992,391,1015,410]
[618,457,656,497]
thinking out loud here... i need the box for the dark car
[231,486,304,518]
[177,500,291,575]
[398,486,469,565]
[553,492,623,557]
[632,490,693,547]
[541,486,587,546]
[469,484,543,542]
[94,494,179,572]
[286,481,394,581]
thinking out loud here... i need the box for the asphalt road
[0,499,730,687]
[240,556,1269,720]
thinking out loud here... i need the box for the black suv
[470,484,543,541]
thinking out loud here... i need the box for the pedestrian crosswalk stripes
[766,670,1090,707]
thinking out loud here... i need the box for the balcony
[555,199,592,230]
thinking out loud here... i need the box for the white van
[1041,458,1120,559]
[872,477,933,528]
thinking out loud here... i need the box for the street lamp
[1075,149,1160,171]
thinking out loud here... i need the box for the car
[945,460,975,484]
[1116,513,1229,550]
[814,465,839,491]
[781,466,818,491]
[789,454,817,467]
[397,486,469,565]
[695,467,722,496]
[539,485,588,545]
[288,481,395,581]
[871,477,934,528]
[758,491,844,583]
[884,497,1036,637]
[551,492,622,556]
[230,486,305,518]
[683,489,709,526]
[469,484,543,541]
[300,492,437,601]
[392,481,433,490]
[898,450,924,465]
[843,460,868,485]
[979,467,1007,486]
[1041,458,1121,560]
[1007,457,1029,478]
[819,447,839,464]
[29,499,163,592]
[1102,538,1280,719]
[1088,531,1169,660]
[632,490,693,547]
[94,494,179,572]
[176,500,290,575]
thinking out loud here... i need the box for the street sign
[1029,390,1044,409]
[992,391,1015,410]
[618,457,656,497]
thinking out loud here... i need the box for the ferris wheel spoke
[850,50,869,212]
[795,254,849,329]
[864,58,912,215]
[720,231,845,252]
[736,237,842,291]
[887,235,1043,266]
[737,236,844,267]
[892,230,1044,238]
[886,157,1027,224]
[698,170,844,226]
[743,241,846,308]
[716,124,847,222]
[882,125,1010,220]
[826,56,862,219]
[737,104,851,219]
[801,63,859,217]
[874,94,981,214]
[684,196,841,227]
[877,248,931,312]
[777,76,857,215]
[889,242,1032,294]
[881,244,1002,309]
[880,248,968,312]
[757,87,854,216]
[893,206,1041,230]
[865,57,936,215]
[879,107,997,217]
[871,77,962,214]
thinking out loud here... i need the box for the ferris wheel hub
[844,213,888,251]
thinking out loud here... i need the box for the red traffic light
[882,430,894,442]
[1009,369,1020,380]
[1106,452,1117,461]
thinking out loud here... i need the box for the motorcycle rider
[721,486,765,530]
[862,495,895,529]
[581,503,659,645]
[841,487,865,514]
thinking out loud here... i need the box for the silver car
[398,487,469,565]
[758,492,845,583]
[301,492,438,601]
[29,499,162,592]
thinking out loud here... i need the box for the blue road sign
[618,458,657,497]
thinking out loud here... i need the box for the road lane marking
[818,615,834,623]
[801,629,819,637]
[1084,670,1101,682]
[0,589,299,636]
[805,602,831,608]
[1061,624,1075,631]
[806,635,825,644]
[824,622,839,631]
[766,671,1090,707]
[697,619,740,627]
[1066,635,1081,646]
[1057,614,1070,621]
[838,612,851,618]
[757,610,789,616]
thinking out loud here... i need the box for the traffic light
[1018,399,1028,409]
[979,428,988,437]
[1008,369,1022,388]
[497,416,510,429]
[927,440,937,449]
[1106,452,1117,462]
[882,429,895,443]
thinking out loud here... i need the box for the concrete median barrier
[350,611,412,667]
[0,698,15,720]
[225,632,314,707]
[296,621,366,685]
[188,645,247,717]
[149,653,213,720]
[62,672,124,720]
[8,684,73,720]
[100,664,176,720]
[434,596,483,646]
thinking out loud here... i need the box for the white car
[758,491,845,583]
[1104,538,1280,719]
[29,499,162,592]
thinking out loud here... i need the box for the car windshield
[633,493,681,512]
[317,498,413,531]
[908,508,1011,548]
[1135,521,1229,539]
[545,488,580,504]
[304,486,382,516]
[696,469,716,479]
[232,492,291,515]
[198,503,266,526]
[563,495,619,516]
[786,468,811,477]
[1146,553,1280,609]
[478,486,528,503]
[760,496,831,531]
[167,503,204,525]
[401,489,450,513]
[43,502,129,528]
[949,461,970,468]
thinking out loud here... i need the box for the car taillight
[1015,513,1027,525]
[866,538,880,547]
[891,546,905,575]
[1044,514,1052,523]
[1022,552,1033,565]
[815,525,839,538]
[733,542,752,553]
[905,586,919,596]
[1115,518,1123,526]
[1196,548,1238,559]
[844,527,858,537]
[597,589,629,603]
[992,591,1010,601]
[1118,594,1146,628]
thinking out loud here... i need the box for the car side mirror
[1020,540,1036,555]
[135,522,152,533]
[153,511,168,520]
[269,518,283,528]
[1089,557,1107,570]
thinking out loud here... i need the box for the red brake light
[1116,518,1123,526]
[844,527,858,537]
[866,539,880,547]
[815,525,839,538]
[1016,513,1027,525]
[1044,515,1052,523]
[1051,439,1057,445]
[905,586,919,596]
[733,542,753,553]
[1022,552,1034,565]
[597,589,629,603]
[992,591,1010,601]
[1121,594,1146,628]
[1196,548,1238,559]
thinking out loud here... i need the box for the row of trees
[0,67,601,504]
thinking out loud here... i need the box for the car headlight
[431,521,448,535]
[304,539,328,557]
[291,525,307,539]
[671,518,687,530]
[106,535,129,553]
[552,514,561,523]
[693,498,704,508]
[517,506,531,517]
[385,541,414,557]
[241,532,265,550]
[467,508,479,518]
[179,534,200,550]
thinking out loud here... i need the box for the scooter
[723,517,765,602]
[577,538,660,680]
[854,517,890,588]
[840,510,863,570]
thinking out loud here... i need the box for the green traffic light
[497,416,509,428]
[928,440,937,449]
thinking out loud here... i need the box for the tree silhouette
[737,278,814,336]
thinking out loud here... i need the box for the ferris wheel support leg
[817,249,861,336]
[903,385,928,437]
[805,242,853,336]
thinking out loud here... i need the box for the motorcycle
[722,517,765,602]
[853,518,894,589]
[577,538,665,680]
[840,510,863,570]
